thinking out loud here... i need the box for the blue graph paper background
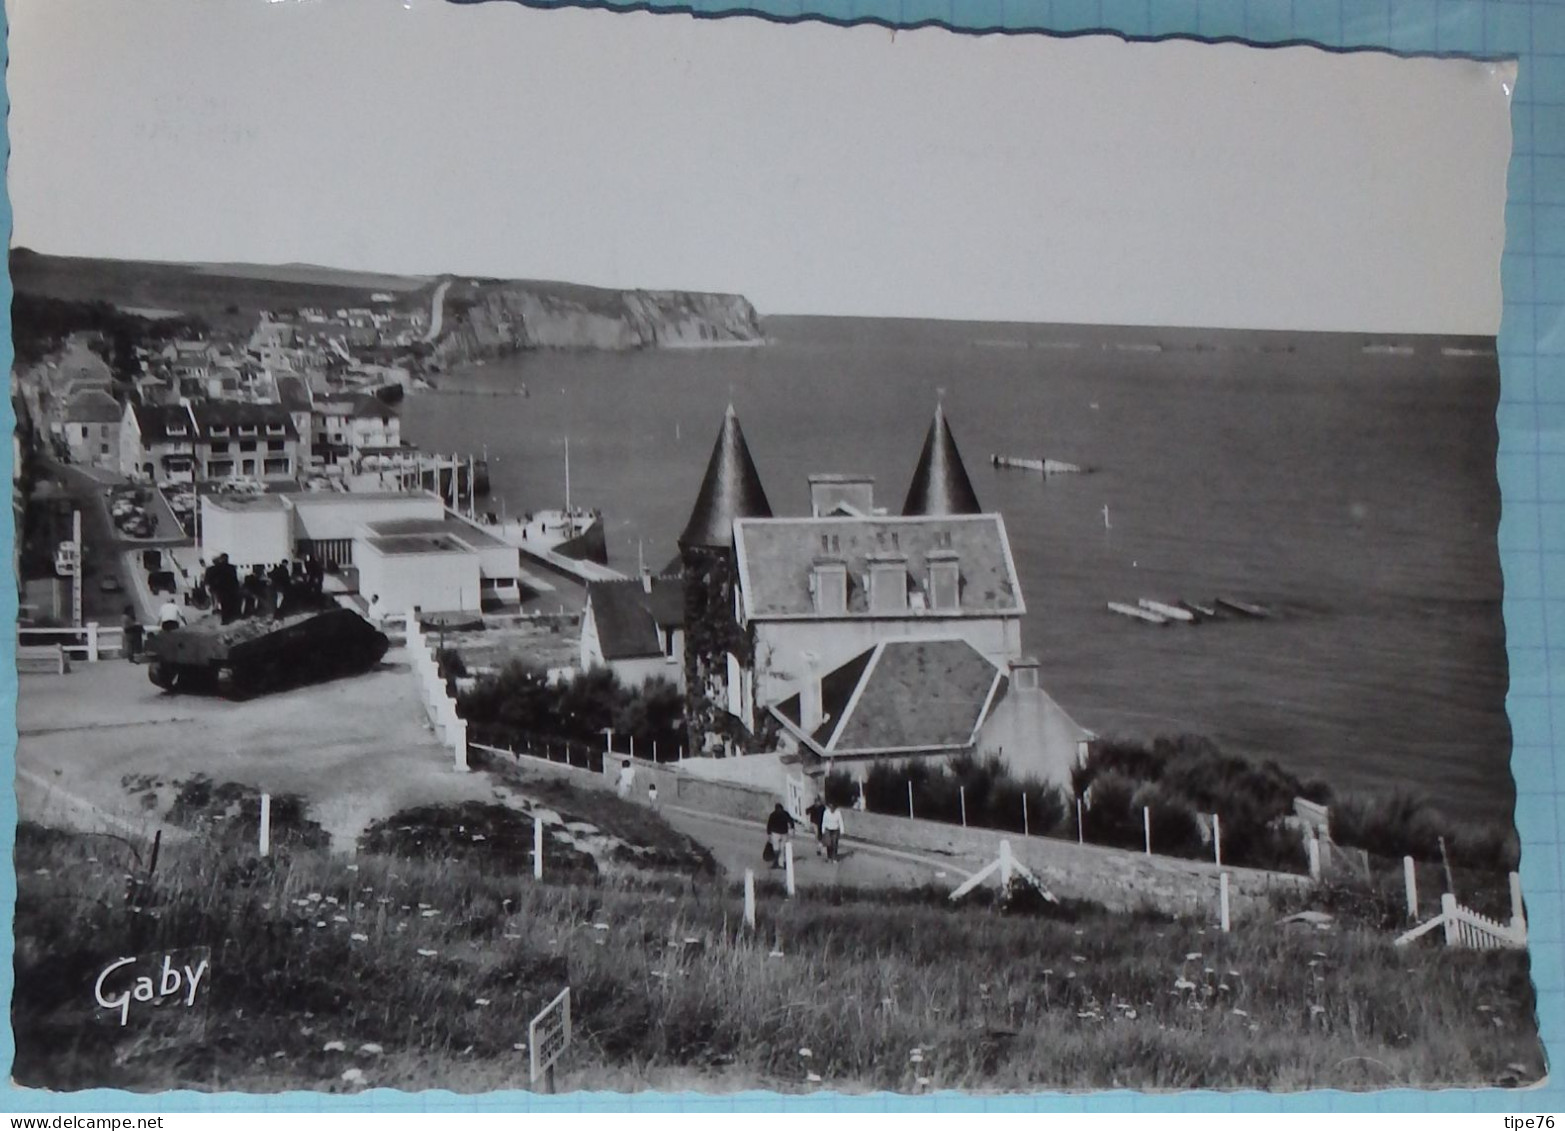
[1,0,1561,1115]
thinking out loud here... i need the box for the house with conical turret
[675,404,1092,786]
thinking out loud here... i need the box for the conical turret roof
[679,405,773,549]
[901,404,982,516]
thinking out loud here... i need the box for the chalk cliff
[432,278,764,363]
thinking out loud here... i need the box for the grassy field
[12,802,1544,1095]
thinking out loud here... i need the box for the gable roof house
[61,390,125,470]
[580,575,686,690]
[676,404,1090,787]
[190,401,300,482]
[120,401,198,483]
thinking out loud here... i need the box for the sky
[6,0,1515,333]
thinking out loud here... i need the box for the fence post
[454,719,469,773]
[86,622,100,663]
[1308,833,1321,882]
[907,781,914,820]
[743,869,756,931]
[1143,806,1151,856]
[1219,872,1231,932]
[1404,856,1418,919]
[959,786,967,828]
[1022,793,1029,837]
[1510,871,1525,932]
[1212,813,1222,867]
[999,840,1013,887]
[1076,797,1084,845]
[259,793,271,858]
[1441,892,1458,947]
[533,817,544,880]
[784,842,796,898]
[630,735,635,760]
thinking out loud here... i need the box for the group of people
[766,796,850,867]
[199,552,326,624]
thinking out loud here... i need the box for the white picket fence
[403,609,469,772]
[1395,876,1527,951]
[17,623,130,665]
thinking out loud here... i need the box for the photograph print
[4,0,1541,1095]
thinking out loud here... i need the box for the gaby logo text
[93,952,209,1026]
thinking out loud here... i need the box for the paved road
[657,803,972,892]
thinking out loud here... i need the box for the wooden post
[1510,871,1525,931]
[998,840,1013,887]
[258,793,271,857]
[1212,813,1222,867]
[653,741,658,763]
[86,622,100,663]
[1404,856,1418,919]
[630,735,635,760]
[453,719,469,773]
[784,842,796,897]
[1022,793,1029,837]
[533,817,544,880]
[1308,833,1322,881]
[1076,798,1084,845]
[743,869,756,931]
[1441,892,1458,946]
[1438,835,1457,899]
[147,829,162,881]
[1219,872,1231,933]
[1143,806,1151,856]
[959,786,967,828]
[907,781,914,820]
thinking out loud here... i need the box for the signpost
[528,986,572,1093]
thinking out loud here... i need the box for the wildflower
[1076,1011,1098,1019]
[272,1051,286,1059]
[1312,951,1327,959]
[351,933,369,943]
[1248,1023,1260,1032]
[593,923,610,931]
[1227,969,1240,978]
[1065,972,1076,981]
[1124,1009,1137,1020]
[315,921,328,928]
[1309,1005,1326,1016]
[1218,983,1230,992]
[325,896,340,906]
[513,1043,527,1052]
[915,1076,931,1087]
[1071,955,1086,963]
[323,1040,346,1052]
[473,834,486,842]
[806,1072,822,1083]
[1174,978,1196,991]
[1042,969,1053,976]
[261,903,273,911]
[359,1044,383,1056]
[475,998,492,1007]
[417,948,438,957]
[418,903,430,909]
[1184,952,1201,961]
[909,1049,924,1063]
[504,933,522,940]
[798,1048,813,1059]
[1231,1009,1248,1017]
[333,916,349,924]
[307,893,322,902]
[1203,967,1214,975]
[769,950,785,958]
[341,1068,366,1086]
[421,909,441,918]
[346,865,359,872]
[1478,1005,1494,1013]
[880,998,894,1008]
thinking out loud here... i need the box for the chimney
[1009,656,1041,691]
[799,653,823,733]
[808,474,875,518]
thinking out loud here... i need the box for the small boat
[990,453,1085,475]
[1138,599,1195,623]
[1216,597,1271,619]
[1108,601,1167,625]
[1179,600,1218,619]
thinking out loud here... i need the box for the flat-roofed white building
[356,530,482,618]
[199,494,292,572]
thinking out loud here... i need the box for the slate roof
[585,577,685,661]
[733,513,1024,619]
[366,516,507,549]
[130,402,197,444]
[678,405,772,550]
[189,400,299,440]
[275,375,313,413]
[63,389,123,425]
[778,639,1004,757]
[902,404,982,516]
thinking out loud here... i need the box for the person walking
[806,799,827,856]
[821,800,846,863]
[765,803,798,870]
[122,605,144,663]
[616,759,636,799]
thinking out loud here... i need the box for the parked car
[147,570,177,595]
[99,575,123,594]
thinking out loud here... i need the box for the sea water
[404,317,1511,821]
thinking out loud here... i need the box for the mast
[564,437,571,513]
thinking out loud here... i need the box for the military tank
[148,607,390,699]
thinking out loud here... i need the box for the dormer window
[266,423,285,436]
[927,550,961,611]
[238,425,258,437]
[868,555,908,614]
[209,425,229,437]
[811,561,847,615]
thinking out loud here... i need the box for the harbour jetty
[991,453,1086,475]
[1108,596,1273,626]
